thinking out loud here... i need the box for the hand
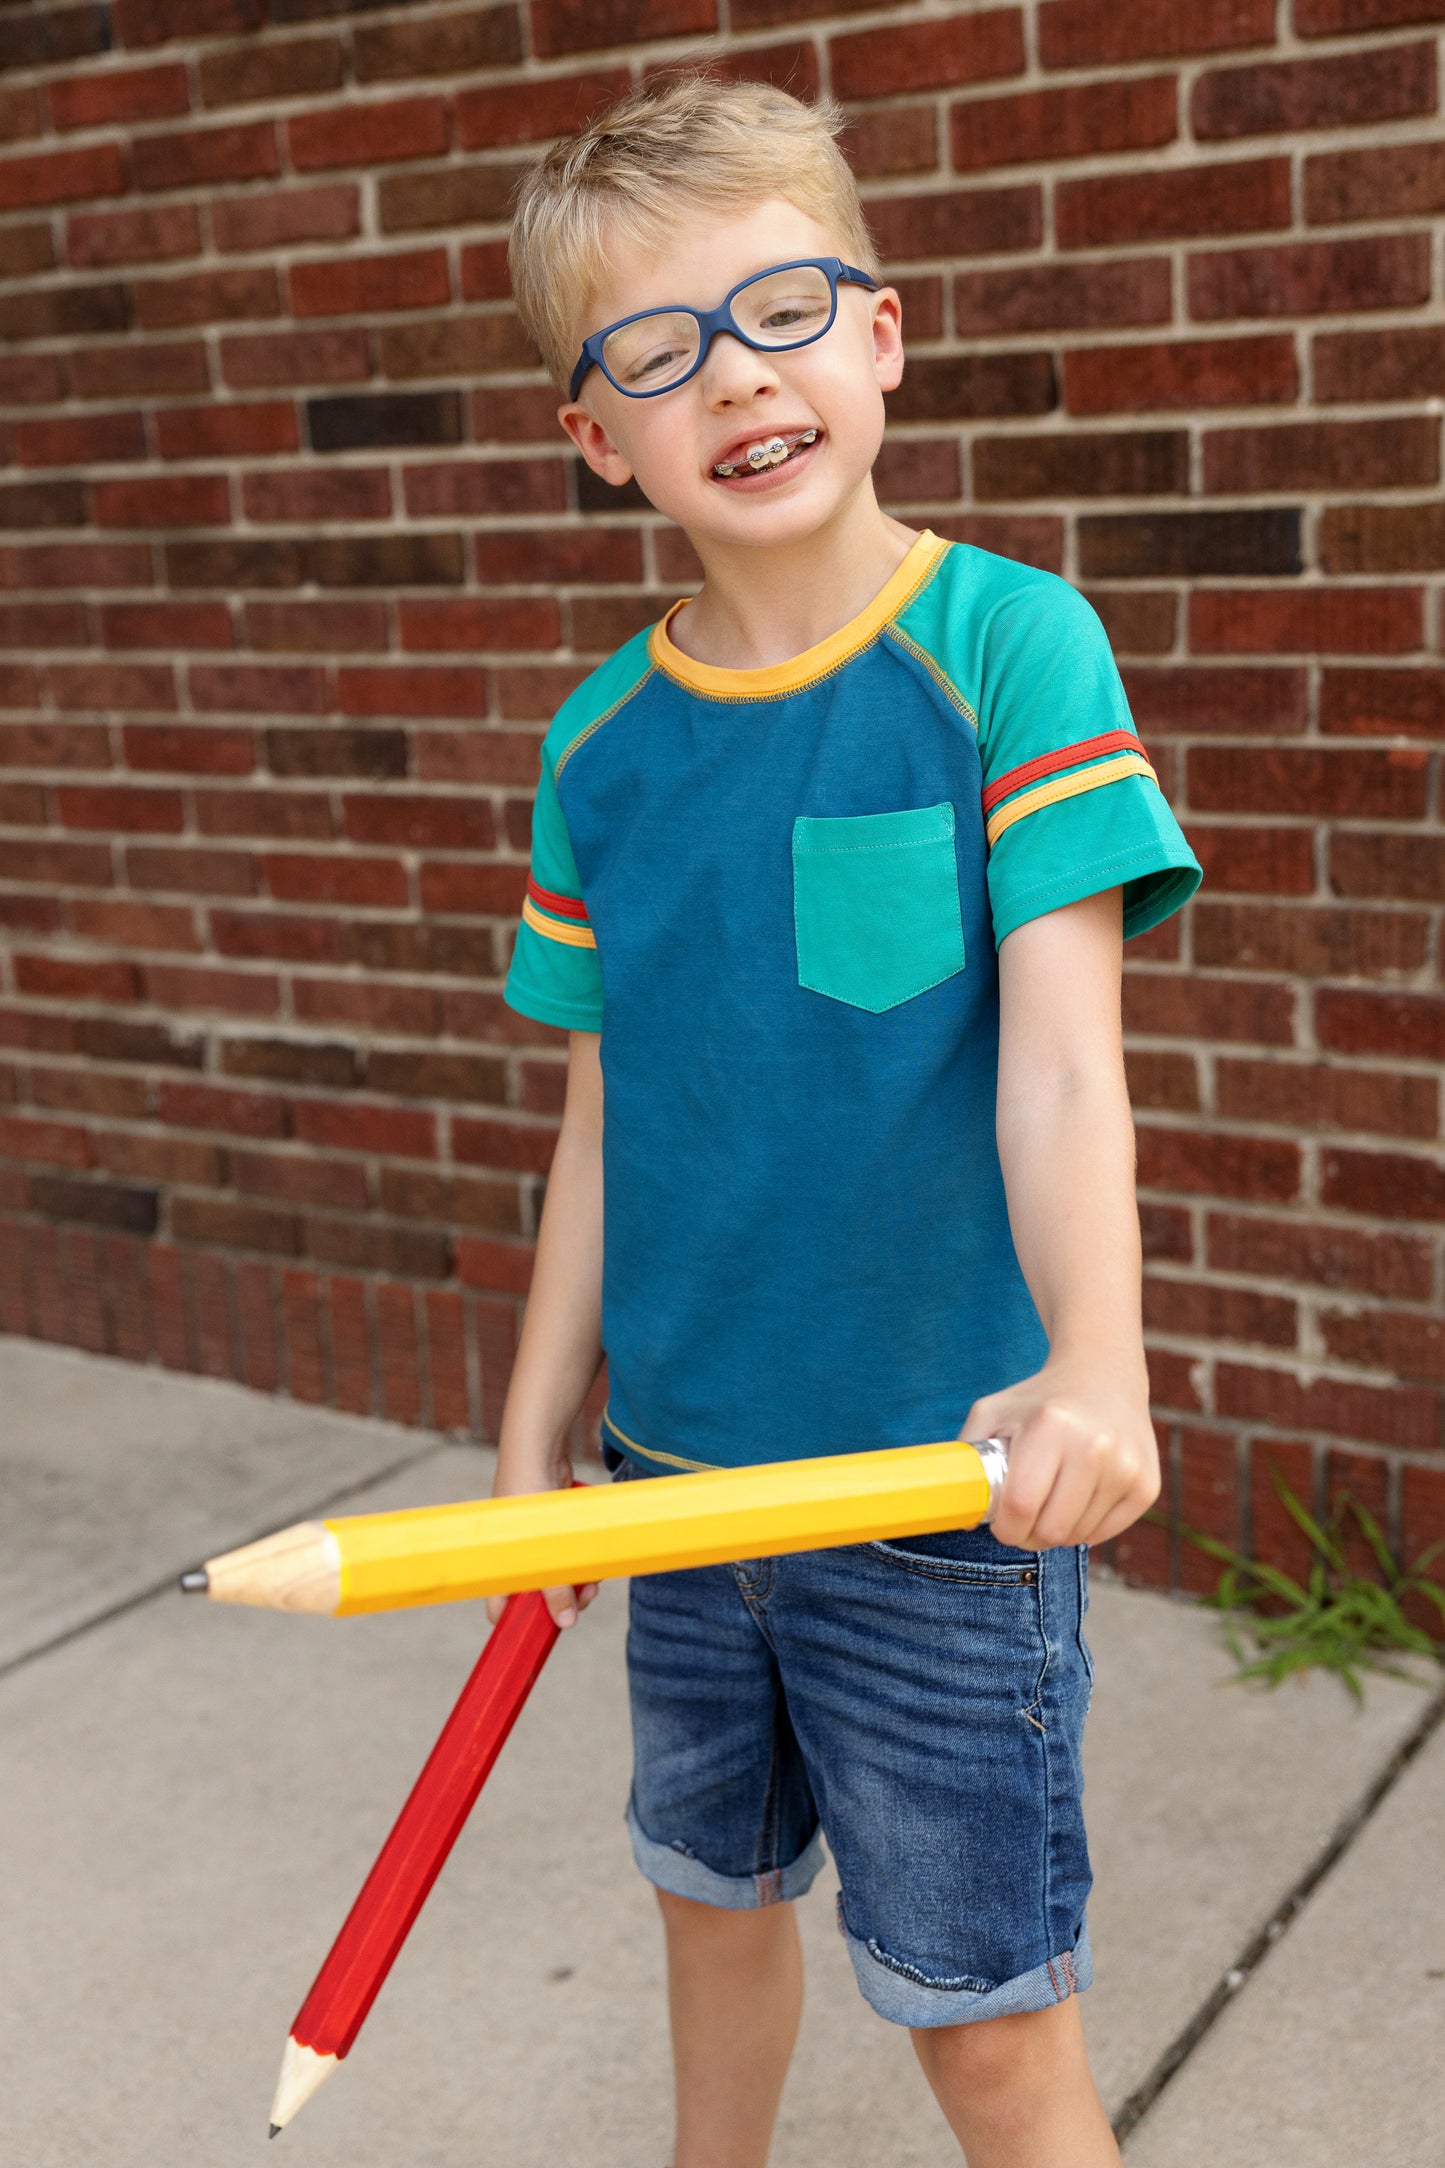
[485,1439,600,1631]
[962,1355,1160,1551]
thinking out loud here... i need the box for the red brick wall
[1,0,1442,1591]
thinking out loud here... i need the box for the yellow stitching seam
[883,623,979,728]
[602,1409,713,1473]
[986,752,1156,848]
[554,668,654,783]
[521,895,597,948]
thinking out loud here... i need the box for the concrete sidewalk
[4,1336,1441,2167]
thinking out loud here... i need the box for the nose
[698,326,781,406]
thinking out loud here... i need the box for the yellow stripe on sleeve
[521,894,598,948]
[985,750,1157,849]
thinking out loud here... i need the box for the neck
[669,484,920,672]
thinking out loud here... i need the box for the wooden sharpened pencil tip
[179,1568,208,1594]
[270,2038,338,2131]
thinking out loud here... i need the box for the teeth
[713,429,818,479]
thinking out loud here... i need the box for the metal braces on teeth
[714,428,817,478]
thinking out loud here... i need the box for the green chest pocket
[791,801,966,1014]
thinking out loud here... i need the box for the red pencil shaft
[291,1590,560,2058]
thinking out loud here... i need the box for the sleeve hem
[502,977,603,1030]
[991,845,1202,950]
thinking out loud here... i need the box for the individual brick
[288,96,450,172]
[0,354,67,405]
[114,0,264,39]
[266,726,407,779]
[1316,990,1445,1063]
[290,248,450,319]
[0,279,128,343]
[189,662,329,714]
[531,0,716,58]
[1079,508,1301,578]
[52,661,178,711]
[1305,139,1445,225]
[1188,744,1427,818]
[1216,1057,1437,1139]
[212,183,360,253]
[355,5,522,80]
[15,952,143,1003]
[454,66,630,147]
[69,339,210,400]
[839,104,938,180]
[1319,665,1445,736]
[326,1273,373,1416]
[172,1197,300,1257]
[1124,970,1296,1044]
[1194,900,1427,977]
[1203,416,1439,494]
[1121,663,1306,734]
[133,265,281,332]
[1189,235,1431,320]
[303,534,466,587]
[220,1036,360,1089]
[1044,0,1276,62]
[154,402,299,460]
[336,664,490,717]
[142,962,282,1018]
[1206,1212,1433,1300]
[307,391,463,453]
[211,908,345,965]
[197,34,343,107]
[1143,1276,1297,1348]
[408,457,567,518]
[1329,831,1445,902]
[123,720,253,771]
[1083,588,1176,654]
[865,183,1040,260]
[242,466,391,523]
[398,597,560,651]
[1136,1126,1301,1200]
[1323,1310,1445,1386]
[245,600,389,653]
[68,201,202,269]
[1322,1147,1445,1223]
[14,411,148,468]
[1192,40,1437,139]
[951,74,1177,171]
[92,475,230,529]
[0,221,55,276]
[955,258,1171,335]
[235,1256,284,1386]
[1401,1465,1445,1629]
[831,9,1024,100]
[343,793,495,849]
[166,538,305,590]
[220,327,370,390]
[378,161,518,232]
[370,1051,508,1105]
[0,143,128,211]
[1189,587,1423,654]
[1057,158,1290,249]
[28,1176,160,1237]
[49,61,190,130]
[1296,0,1445,27]
[378,314,534,380]
[1321,503,1445,573]
[972,428,1187,499]
[0,6,111,65]
[262,852,408,908]
[132,120,279,192]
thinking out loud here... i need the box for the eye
[759,299,828,332]
[622,342,690,385]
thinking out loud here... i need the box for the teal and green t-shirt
[504,530,1200,1475]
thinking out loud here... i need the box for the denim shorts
[603,1443,1095,2030]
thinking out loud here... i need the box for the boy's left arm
[964,884,1160,1552]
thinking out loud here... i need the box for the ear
[556,396,635,488]
[869,286,904,396]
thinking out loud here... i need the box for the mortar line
[0,1437,462,1685]
[1113,1672,1445,2146]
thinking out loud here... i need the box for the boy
[489,72,1201,2168]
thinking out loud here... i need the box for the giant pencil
[182,1437,1009,1617]
[268,1589,561,2136]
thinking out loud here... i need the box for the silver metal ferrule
[974,1436,1010,1523]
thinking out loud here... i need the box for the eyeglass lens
[600,263,835,392]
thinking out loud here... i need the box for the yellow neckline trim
[648,529,947,700]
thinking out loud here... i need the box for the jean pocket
[791,801,965,1014]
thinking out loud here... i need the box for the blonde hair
[508,70,882,392]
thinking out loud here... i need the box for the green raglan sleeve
[978,577,1201,949]
[502,735,604,1031]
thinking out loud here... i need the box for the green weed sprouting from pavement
[1161,1469,1445,1703]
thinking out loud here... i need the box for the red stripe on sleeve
[981,729,1142,816]
[527,875,590,922]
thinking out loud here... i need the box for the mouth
[709,427,821,485]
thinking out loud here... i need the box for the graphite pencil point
[269,2124,280,2139]
[179,1568,208,1594]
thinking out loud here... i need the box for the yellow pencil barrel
[330,1438,1005,1616]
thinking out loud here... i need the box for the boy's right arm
[486,1027,605,1629]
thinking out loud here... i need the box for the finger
[574,1580,600,1612]
[544,1583,580,1627]
[1083,1483,1157,1550]
[1028,1450,1110,1550]
[989,1427,1062,1549]
[484,1594,506,1627]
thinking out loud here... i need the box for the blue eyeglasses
[569,257,880,402]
